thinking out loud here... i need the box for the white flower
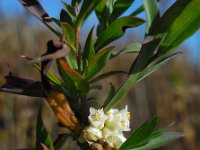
[88,107,108,129]
[103,128,126,149]
[83,126,102,143]
[105,105,131,132]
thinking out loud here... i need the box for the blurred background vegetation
[0,0,200,150]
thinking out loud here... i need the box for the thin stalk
[75,27,81,72]
[73,4,81,72]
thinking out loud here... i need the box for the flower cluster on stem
[81,106,131,149]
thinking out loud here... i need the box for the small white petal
[103,128,126,149]
[83,126,102,143]
[88,107,108,129]
[105,105,131,132]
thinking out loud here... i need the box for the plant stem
[73,4,81,72]
[75,27,81,72]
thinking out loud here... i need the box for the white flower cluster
[82,106,131,149]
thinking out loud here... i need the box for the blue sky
[1,0,200,66]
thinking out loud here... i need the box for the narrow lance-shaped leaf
[62,1,77,21]
[131,132,184,150]
[90,71,127,83]
[120,116,158,150]
[130,0,194,74]
[82,27,95,72]
[95,16,145,51]
[60,9,73,25]
[157,0,200,55]
[60,23,75,46]
[136,52,180,83]
[130,5,144,16]
[57,58,89,94]
[103,83,116,108]
[75,0,103,27]
[110,0,135,22]
[35,108,54,150]
[111,43,142,59]
[95,0,107,23]
[142,0,160,33]
[85,46,115,80]
[104,52,178,112]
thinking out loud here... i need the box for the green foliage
[85,46,115,80]
[95,16,145,51]
[75,0,102,27]
[35,108,54,150]
[120,116,183,150]
[142,0,159,33]
[6,0,200,149]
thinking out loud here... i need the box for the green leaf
[157,0,200,55]
[57,58,89,94]
[71,0,82,7]
[136,53,180,83]
[62,1,77,21]
[103,83,116,108]
[75,0,102,27]
[111,43,142,58]
[57,63,77,96]
[95,0,107,22]
[60,23,75,46]
[131,5,144,16]
[60,9,73,25]
[82,27,95,72]
[35,108,54,150]
[104,52,178,112]
[120,116,158,150]
[142,0,159,33]
[34,64,62,87]
[131,132,184,150]
[90,71,127,83]
[95,16,145,51]
[110,0,135,22]
[130,0,200,74]
[85,46,115,80]
[104,73,138,112]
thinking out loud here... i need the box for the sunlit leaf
[95,16,145,51]
[82,27,95,72]
[57,58,89,94]
[142,0,160,33]
[111,43,142,58]
[60,23,75,46]
[130,0,200,74]
[130,5,144,16]
[136,53,180,83]
[110,0,135,22]
[90,71,127,83]
[130,132,184,150]
[104,52,178,112]
[75,0,102,27]
[62,1,77,21]
[120,116,158,150]
[157,0,200,55]
[85,46,115,80]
